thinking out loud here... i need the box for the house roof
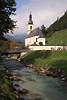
[26,28,44,38]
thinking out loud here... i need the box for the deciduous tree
[0,0,16,38]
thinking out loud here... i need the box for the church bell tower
[27,13,33,35]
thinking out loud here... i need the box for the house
[25,13,45,47]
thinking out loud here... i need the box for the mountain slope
[4,33,26,42]
[4,34,15,41]
[47,11,67,36]
[47,29,67,45]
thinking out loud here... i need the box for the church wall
[36,38,45,45]
[29,46,65,50]
[25,36,39,47]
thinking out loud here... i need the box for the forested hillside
[47,11,67,36]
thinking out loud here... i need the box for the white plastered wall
[36,38,45,45]
[29,46,64,50]
[25,36,39,47]
[27,24,33,35]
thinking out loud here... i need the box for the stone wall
[29,46,67,50]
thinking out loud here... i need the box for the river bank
[21,50,67,83]
[0,65,30,100]
[0,66,16,100]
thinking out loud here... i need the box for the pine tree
[41,25,47,37]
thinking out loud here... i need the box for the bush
[39,42,43,46]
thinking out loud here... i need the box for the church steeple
[28,13,33,24]
[27,13,34,35]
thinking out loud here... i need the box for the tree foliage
[0,0,16,37]
[39,42,43,46]
[41,25,47,37]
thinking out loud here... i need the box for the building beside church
[25,13,45,47]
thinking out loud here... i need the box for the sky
[11,0,67,37]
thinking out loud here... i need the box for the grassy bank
[47,29,67,45]
[0,67,16,100]
[22,50,67,74]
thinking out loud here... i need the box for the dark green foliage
[47,11,67,36]
[39,42,43,46]
[0,0,16,37]
[41,25,47,37]
[0,67,16,100]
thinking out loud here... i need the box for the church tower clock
[27,13,33,35]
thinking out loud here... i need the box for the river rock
[5,75,9,79]
[5,69,9,73]
[33,98,42,100]
[19,88,29,94]
[15,92,19,99]
[26,77,35,82]
[29,97,42,100]
[40,67,45,73]
[14,84,20,87]
[60,74,64,78]
[9,76,21,81]
[12,84,20,92]
[30,93,41,97]
[61,77,66,81]
[27,64,33,68]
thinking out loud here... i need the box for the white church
[25,13,45,47]
[25,13,66,51]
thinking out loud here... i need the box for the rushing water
[0,57,67,100]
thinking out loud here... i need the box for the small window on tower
[30,26,32,30]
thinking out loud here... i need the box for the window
[36,38,37,42]
[30,26,32,30]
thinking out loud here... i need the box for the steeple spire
[27,12,34,35]
[28,12,33,24]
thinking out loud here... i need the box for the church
[25,13,45,47]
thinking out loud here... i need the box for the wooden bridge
[1,49,30,56]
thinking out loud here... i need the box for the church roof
[26,28,44,38]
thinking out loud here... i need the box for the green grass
[47,29,67,45]
[0,67,16,100]
[22,50,67,74]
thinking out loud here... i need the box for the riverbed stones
[29,97,42,100]
[26,77,35,82]
[15,92,19,100]
[9,76,21,81]
[30,93,41,97]
[27,64,33,68]
[40,67,45,72]
[14,84,20,87]
[19,88,29,94]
